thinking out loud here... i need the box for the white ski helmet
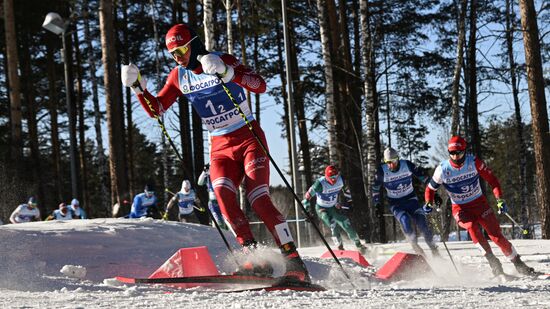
[181,180,192,194]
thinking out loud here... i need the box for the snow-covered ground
[0,218,548,308]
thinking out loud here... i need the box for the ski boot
[511,255,535,276]
[233,240,274,277]
[280,242,311,283]
[337,243,345,251]
[430,246,441,258]
[485,253,504,276]
[355,242,367,255]
[411,242,426,257]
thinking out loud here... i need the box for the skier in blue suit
[129,184,159,218]
[372,147,439,257]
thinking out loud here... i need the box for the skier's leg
[209,155,253,245]
[477,204,515,257]
[392,205,422,254]
[452,205,493,255]
[411,205,437,249]
[317,207,342,248]
[241,127,309,281]
[332,209,365,252]
[478,205,534,274]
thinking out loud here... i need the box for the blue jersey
[129,193,158,218]
[373,160,427,205]
[51,209,73,220]
[430,154,483,204]
[174,191,196,215]
[177,52,253,136]
[308,176,344,208]
[70,206,87,219]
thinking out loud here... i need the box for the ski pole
[135,83,237,262]
[164,188,206,212]
[205,60,356,287]
[503,212,529,236]
[429,205,460,275]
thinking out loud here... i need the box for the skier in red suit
[424,136,534,276]
[121,24,309,282]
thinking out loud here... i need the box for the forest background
[1,0,549,243]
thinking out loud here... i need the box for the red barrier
[320,250,371,267]
[148,246,220,288]
[375,252,432,281]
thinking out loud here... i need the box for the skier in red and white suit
[424,136,534,276]
[121,24,309,282]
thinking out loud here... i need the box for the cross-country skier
[10,196,41,223]
[70,198,87,219]
[424,136,535,276]
[46,203,73,221]
[197,164,228,229]
[372,147,439,257]
[121,23,310,282]
[302,165,367,254]
[129,184,160,219]
[164,180,201,223]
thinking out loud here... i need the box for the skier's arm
[475,157,503,199]
[425,165,443,203]
[137,69,183,118]
[406,161,429,185]
[165,195,177,212]
[372,166,384,204]
[9,207,20,224]
[303,180,323,211]
[122,64,183,118]
[197,171,208,186]
[129,195,142,218]
[220,54,266,94]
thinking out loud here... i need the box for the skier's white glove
[199,54,234,83]
[121,63,147,94]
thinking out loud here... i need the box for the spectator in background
[70,198,87,219]
[46,203,73,221]
[10,196,41,224]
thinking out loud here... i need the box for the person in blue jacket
[129,184,159,218]
[372,147,439,257]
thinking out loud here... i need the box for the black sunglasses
[448,150,464,156]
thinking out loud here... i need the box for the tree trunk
[275,19,292,183]
[288,20,313,189]
[505,0,529,235]
[518,0,550,239]
[20,32,45,214]
[4,0,23,163]
[46,38,63,202]
[252,1,260,124]
[360,0,378,242]
[467,0,480,158]
[84,3,110,217]
[73,29,90,209]
[225,0,233,54]
[100,0,130,213]
[317,0,338,163]
[121,0,135,197]
[450,0,468,136]
[203,0,215,50]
